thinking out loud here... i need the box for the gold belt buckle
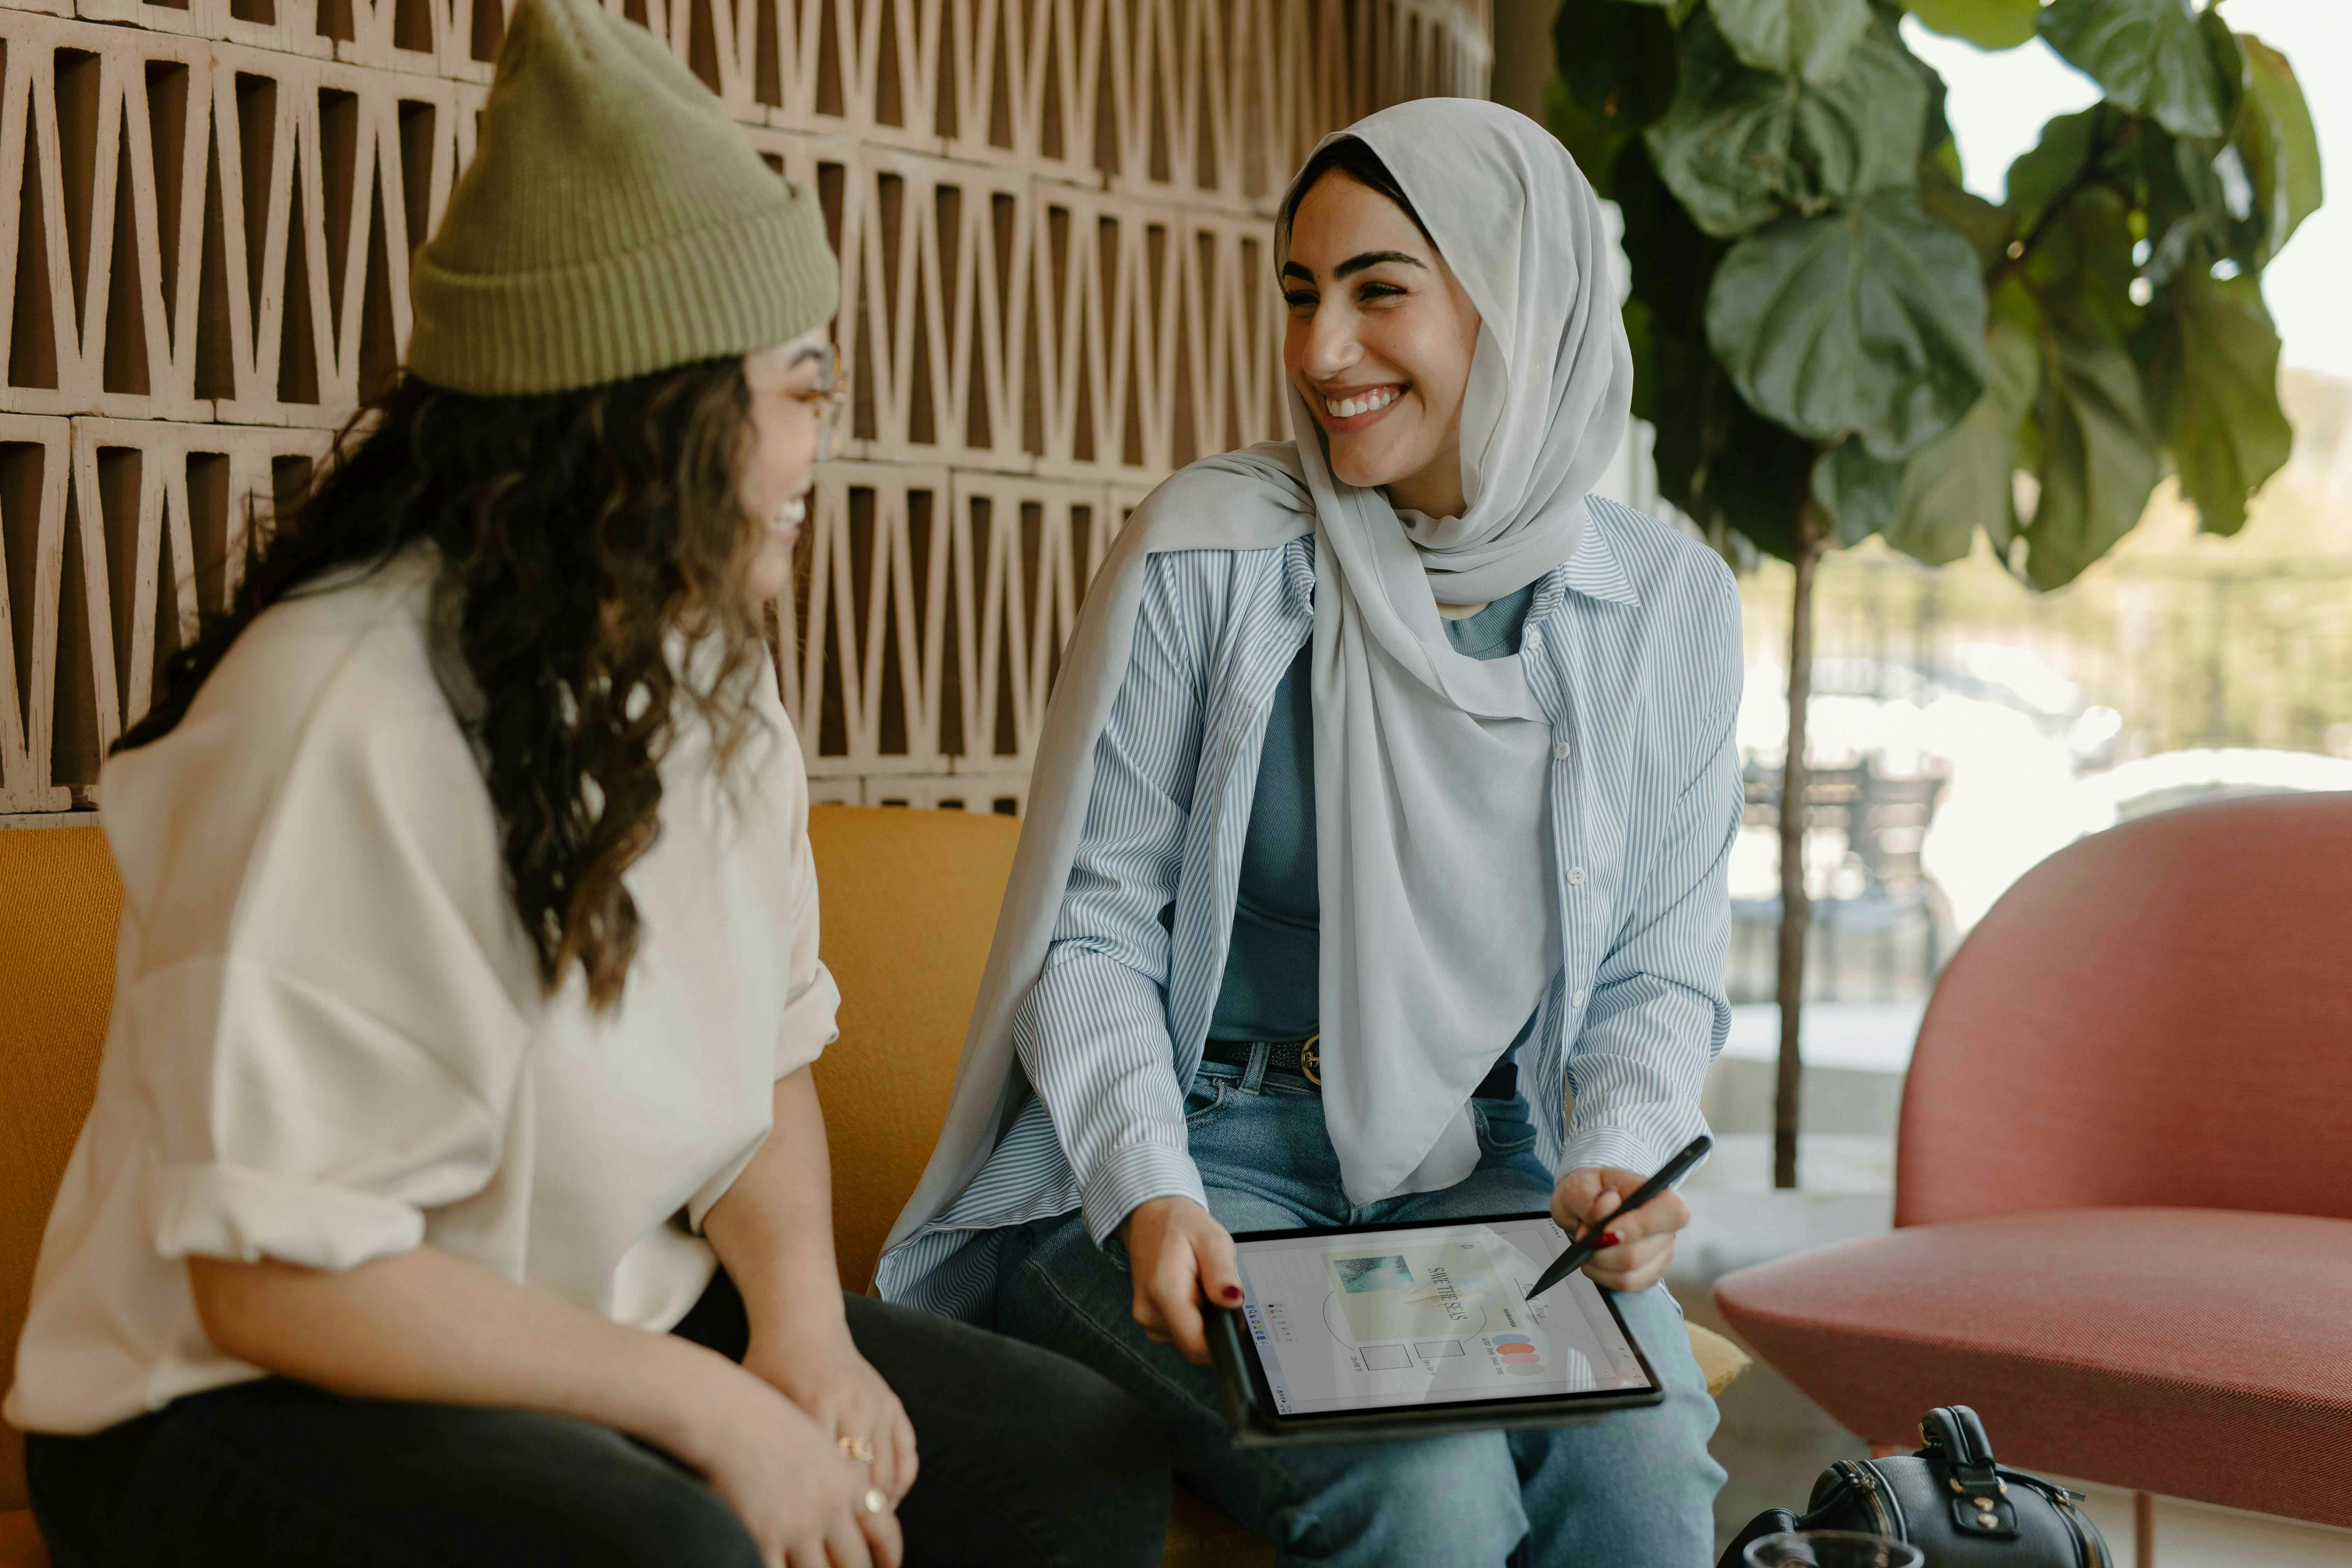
[1299,1033,1321,1086]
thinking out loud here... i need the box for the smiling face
[736,326,835,604]
[1282,170,1483,518]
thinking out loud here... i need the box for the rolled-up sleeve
[135,958,507,1269]
[770,717,842,1083]
[126,694,531,1272]
[152,1163,429,1273]
[1563,562,1744,1177]
[1014,553,1217,1244]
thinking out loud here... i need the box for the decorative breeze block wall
[0,0,1493,815]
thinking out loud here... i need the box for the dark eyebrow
[1334,250,1426,280]
[787,344,828,368]
[1280,250,1429,287]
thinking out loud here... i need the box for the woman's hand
[1120,1195,1243,1365]
[743,1320,918,1505]
[1550,1165,1690,1294]
[685,1364,904,1568]
[701,1070,916,1505]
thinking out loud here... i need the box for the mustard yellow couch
[0,809,1746,1567]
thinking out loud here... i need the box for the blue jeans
[994,1054,1725,1567]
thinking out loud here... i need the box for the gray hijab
[885,99,1633,1248]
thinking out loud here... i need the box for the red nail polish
[1599,1231,1621,1249]
[1223,1286,1243,1302]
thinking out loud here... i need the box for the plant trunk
[1774,513,1826,1190]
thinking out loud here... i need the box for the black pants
[26,1275,1169,1567]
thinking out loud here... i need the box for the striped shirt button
[1552,738,1572,761]
[1567,866,1588,886]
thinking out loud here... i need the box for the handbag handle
[1920,1404,1998,1474]
[1920,1405,2024,1541]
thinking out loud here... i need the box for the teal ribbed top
[1208,582,1539,1043]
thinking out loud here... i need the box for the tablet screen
[1228,1213,1658,1420]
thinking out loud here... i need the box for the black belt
[1202,1035,1520,1101]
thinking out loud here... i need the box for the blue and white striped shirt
[874,497,1744,1320]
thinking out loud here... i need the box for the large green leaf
[1999,106,2225,300]
[1905,0,2038,51]
[1547,79,1629,202]
[1919,150,2010,273]
[2001,107,2125,231]
[1556,0,1681,134]
[1614,138,1735,531]
[1993,283,2043,509]
[1612,138,1725,339]
[2194,8,2248,138]
[1706,191,1988,460]
[1711,399,1818,562]
[1624,298,1661,426]
[1638,315,1728,519]
[1711,0,1873,85]
[2022,183,2142,350]
[2235,33,2322,266]
[2017,306,2161,590]
[2139,123,2232,288]
[1810,438,1907,545]
[1632,307,1816,564]
[2003,106,2094,217]
[1645,12,1927,238]
[2039,0,2231,140]
[2002,184,2147,583]
[1884,315,2038,566]
[1645,16,1800,238]
[2135,269,2291,536]
[1902,12,1967,192]
[1616,176,1813,566]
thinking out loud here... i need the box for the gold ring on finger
[837,1434,876,1465]
[862,1487,889,1516]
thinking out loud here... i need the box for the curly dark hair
[115,358,772,1012]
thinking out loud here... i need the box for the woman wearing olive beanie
[7,1,1169,1563]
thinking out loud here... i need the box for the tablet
[1206,1210,1666,1446]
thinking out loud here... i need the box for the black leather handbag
[1717,1406,2113,1568]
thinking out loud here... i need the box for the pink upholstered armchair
[1713,793,2352,1529]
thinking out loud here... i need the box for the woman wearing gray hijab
[878,98,1737,1563]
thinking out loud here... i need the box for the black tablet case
[1204,1214,1668,1447]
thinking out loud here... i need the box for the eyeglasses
[785,348,851,461]
[754,345,852,461]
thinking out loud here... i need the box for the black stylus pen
[1525,1133,1713,1300]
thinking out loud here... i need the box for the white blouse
[5,548,839,1434]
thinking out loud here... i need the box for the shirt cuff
[149,1160,426,1271]
[775,961,842,1080]
[1078,1141,1209,1247]
[1559,1125,1676,1182]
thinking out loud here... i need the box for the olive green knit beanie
[407,0,837,396]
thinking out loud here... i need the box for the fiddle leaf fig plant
[1548,0,2321,1185]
